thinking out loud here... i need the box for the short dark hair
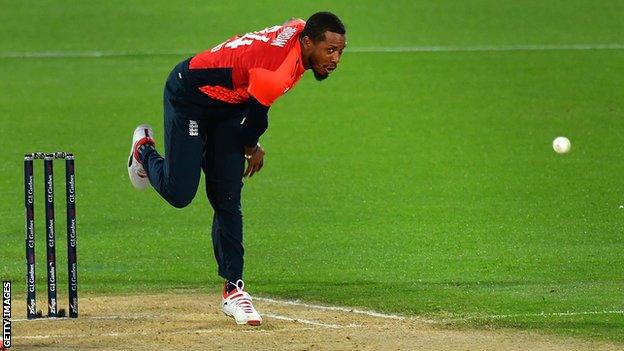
[301,12,345,43]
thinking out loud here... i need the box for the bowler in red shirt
[127,12,346,326]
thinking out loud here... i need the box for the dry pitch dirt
[10,292,622,350]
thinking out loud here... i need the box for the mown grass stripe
[1,43,623,59]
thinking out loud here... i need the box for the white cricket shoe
[127,124,155,190]
[221,280,262,326]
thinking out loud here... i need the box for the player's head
[300,12,346,81]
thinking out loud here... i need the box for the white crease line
[1,43,623,59]
[264,313,358,329]
[14,311,358,332]
[447,310,624,322]
[15,331,149,340]
[12,314,150,322]
[14,329,216,340]
[12,303,623,327]
[257,297,624,325]
[14,327,316,340]
[257,297,408,321]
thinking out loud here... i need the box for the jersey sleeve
[247,67,289,107]
[241,96,269,147]
[247,24,304,107]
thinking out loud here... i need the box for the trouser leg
[203,114,246,282]
[141,89,204,208]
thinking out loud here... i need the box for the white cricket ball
[552,136,571,154]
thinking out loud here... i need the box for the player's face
[307,31,346,81]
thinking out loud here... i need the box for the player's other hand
[244,143,265,178]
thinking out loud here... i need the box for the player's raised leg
[127,66,206,207]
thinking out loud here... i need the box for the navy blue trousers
[141,59,248,282]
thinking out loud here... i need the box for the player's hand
[244,143,265,178]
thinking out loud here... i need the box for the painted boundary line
[1,43,623,59]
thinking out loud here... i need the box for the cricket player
[127,12,346,325]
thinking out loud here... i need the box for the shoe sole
[222,311,262,326]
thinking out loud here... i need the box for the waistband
[166,58,247,118]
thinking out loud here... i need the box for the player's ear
[301,35,314,50]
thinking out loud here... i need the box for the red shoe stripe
[226,293,244,301]
[133,136,155,164]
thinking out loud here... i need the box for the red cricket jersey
[189,19,306,107]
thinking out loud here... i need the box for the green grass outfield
[1,0,623,343]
